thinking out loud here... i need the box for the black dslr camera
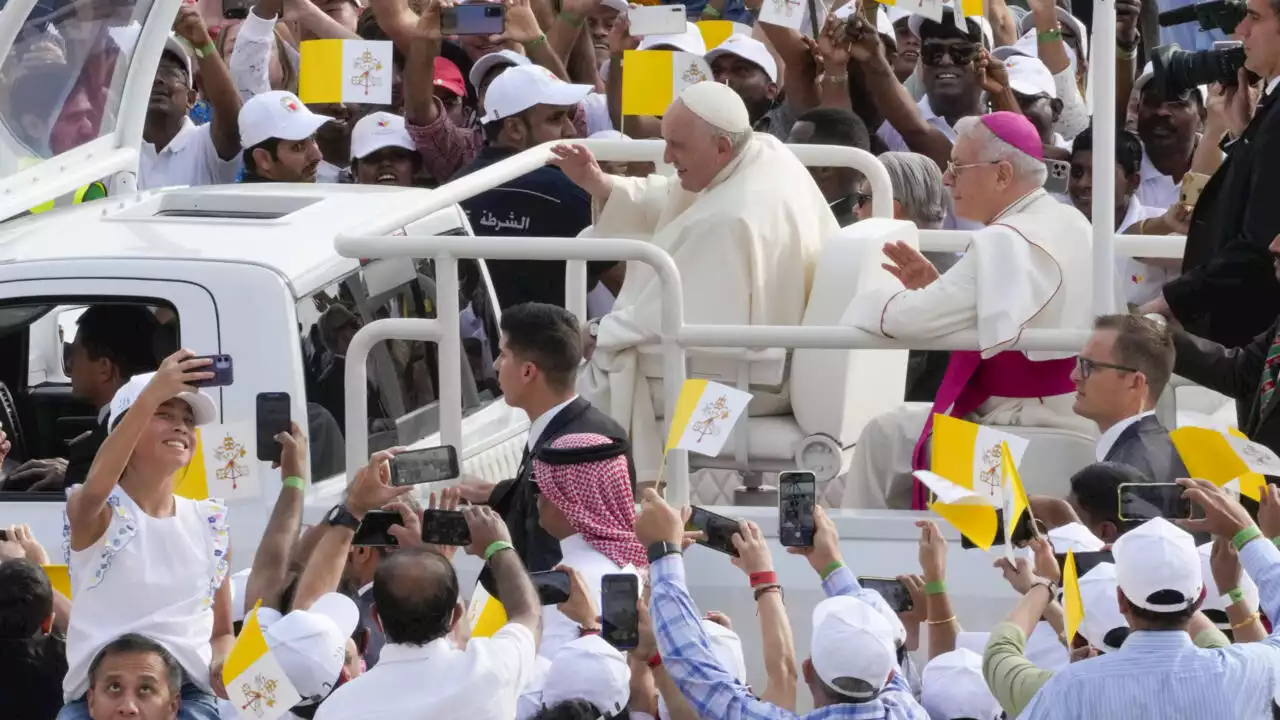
[1149,0,1255,96]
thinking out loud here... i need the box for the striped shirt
[1021,536,1280,719]
[649,556,927,720]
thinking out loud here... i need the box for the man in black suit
[1139,15,1280,348]
[2,305,161,491]
[1072,314,1187,484]
[460,303,632,580]
[1172,246,1280,455]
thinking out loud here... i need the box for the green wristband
[282,476,305,491]
[1226,587,1247,605]
[484,540,514,562]
[820,560,844,580]
[1037,27,1062,42]
[924,580,946,595]
[521,33,548,49]
[1232,525,1263,552]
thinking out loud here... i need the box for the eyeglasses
[921,42,977,67]
[1075,355,1138,379]
[943,159,999,177]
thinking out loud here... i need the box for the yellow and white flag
[913,469,999,550]
[757,0,808,30]
[1170,426,1277,501]
[42,564,71,599]
[1001,441,1031,543]
[466,582,509,638]
[930,414,1030,507]
[223,602,301,720]
[621,50,712,116]
[299,39,394,106]
[697,20,751,49]
[1063,550,1084,644]
[665,379,753,458]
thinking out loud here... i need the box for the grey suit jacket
[1104,414,1189,485]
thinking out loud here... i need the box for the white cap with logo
[257,593,360,707]
[107,372,217,433]
[1005,54,1057,99]
[239,90,334,149]
[810,596,896,701]
[1113,517,1204,612]
[921,649,1002,720]
[350,111,417,162]
[481,64,593,124]
[704,34,778,83]
[541,635,631,715]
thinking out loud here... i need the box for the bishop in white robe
[841,112,1103,510]
[551,82,838,482]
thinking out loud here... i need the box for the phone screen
[601,574,640,650]
[352,510,400,547]
[530,570,571,606]
[255,392,291,463]
[420,509,471,546]
[1054,550,1114,578]
[441,4,505,35]
[390,446,460,487]
[685,507,740,557]
[778,471,816,547]
[858,576,913,613]
[1118,482,1193,522]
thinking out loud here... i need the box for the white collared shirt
[1136,148,1181,212]
[875,95,959,154]
[314,624,537,720]
[527,396,578,450]
[539,534,643,662]
[1268,76,1280,97]
[1095,410,1155,461]
[137,117,241,191]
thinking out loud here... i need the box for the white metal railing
[919,230,1187,259]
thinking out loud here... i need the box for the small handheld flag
[223,602,302,720]
[1170,426,1277,501]
[621,50,712,116]
[1000,440,1034,558]
[466,581,509,638]
[299,40,394,106]
[664,379,752,458]
[1063,550,1084,645]
[914,470,999,551]
[930,414,1030,507]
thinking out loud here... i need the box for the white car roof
[0,183,451,296]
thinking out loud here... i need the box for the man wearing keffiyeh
[533,433,646,660]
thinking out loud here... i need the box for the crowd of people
[6,0,1280,715]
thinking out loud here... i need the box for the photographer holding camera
[1140,0,1280,348]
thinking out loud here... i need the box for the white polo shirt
[137,117,241,191]
[314,624,537,720]
[876,95,958,153]
[539,534,643,662]
[1135,149,1180,213]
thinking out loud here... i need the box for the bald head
[661,98,753,193]
[371,548,459,645]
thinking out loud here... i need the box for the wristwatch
[1029,578,1059,598]
[324,503,362,531]
[647,541,682,564]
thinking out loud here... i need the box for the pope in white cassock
[841,112,1101,510]
[550,82,837,482]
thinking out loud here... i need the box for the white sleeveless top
[61,487,230,701]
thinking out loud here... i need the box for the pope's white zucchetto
[678,81,751,134]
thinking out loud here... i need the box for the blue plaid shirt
[649,556,928,720]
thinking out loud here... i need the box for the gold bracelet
[1231,611,1261,630]
[926,615,957,626]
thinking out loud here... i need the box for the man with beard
[1132,73,1205,212]
[350,112,421,187]
[237,90,334,183]
[704,34,789,139]
[138,7,242,190]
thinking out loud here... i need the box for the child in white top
[57,349,233,720]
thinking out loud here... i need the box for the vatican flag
[299,39,394,106]
[913,470,998,551]
[929,415,1030,507]
[466,582,509,638]
[621,50,712,116]
[1170,426,1279,501]
[223,602,301,720]
[664,379,752,458]
[696,20,751,49]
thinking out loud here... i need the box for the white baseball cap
[1113,517,1204,612]
[704,35,777,83]
[1047,522,1106,554]
[1005,54,1057,99]
[921,649,1002,720]
[600,0,628,12]
[481,64,593,124]
[541,635,631,715]
[469,48,532,89]
[239,90,334,149]
[260,593,360,706]
[107,372,217,433]
[810,596,896,701]
[350,111,416,162]
[639,20,707,55]
[1198,541,1261,623]
[1077,562,1130,653]
[909,8,994,49]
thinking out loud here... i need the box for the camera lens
[1150,43,1248,97]
[485,6,500,16]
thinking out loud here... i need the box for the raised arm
[174,5,242,161]
[242,422,308,613]
[464,504,541,637]
[915,520,960,658]
[731,521,798,710]
[66,350,212,552]
[504,0,568,81]
[1171,324,1271,403]
[229,0,285,100]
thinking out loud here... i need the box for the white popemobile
[0,0,1218,705]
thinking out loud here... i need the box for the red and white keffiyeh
[533,433,648,569]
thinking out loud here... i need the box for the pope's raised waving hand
[550,144,614,202]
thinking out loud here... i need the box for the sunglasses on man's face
[921,42,977,67]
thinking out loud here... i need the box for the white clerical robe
[840,189,1103,509]
[579,133,837,481]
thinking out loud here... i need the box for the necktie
[1258,331,1280,409]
